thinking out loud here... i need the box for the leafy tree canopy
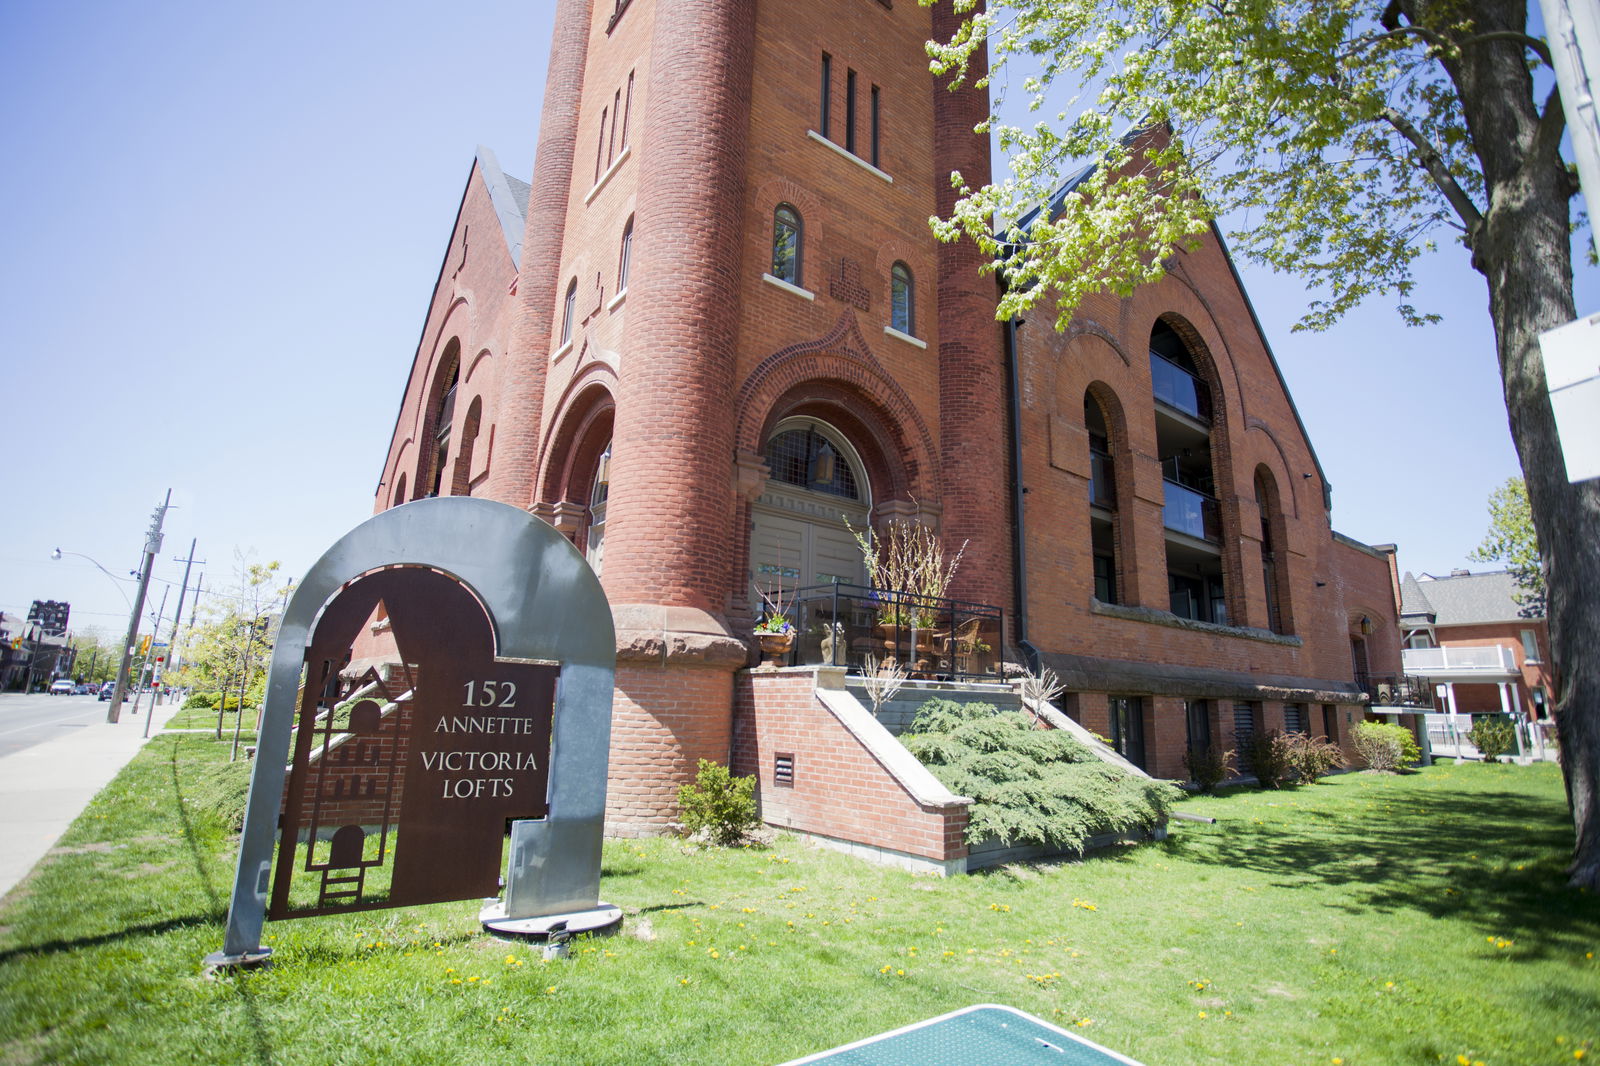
[922,0,1575,332]
[1469,475,1545,613]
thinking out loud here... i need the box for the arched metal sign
[207,498,615,968]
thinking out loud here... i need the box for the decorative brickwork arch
[735,312,941,505]
[1085,381,1134,608]
[535,367,618,552]
[1244,418,1303,521]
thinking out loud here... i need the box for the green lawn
[1,731,1595,1066]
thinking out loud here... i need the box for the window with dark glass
[845,68,857,153]
[595,107,608,184]
[561,278,577,346]
[621,71,634,149]
[772,204,802,286]
[1093,553,1116,603]
[820,54,832,138]
[890,262,913,334]
[1108,696,1146,769]
[764,425,859,500]
[870,84,880,167]
[618,217,634,293]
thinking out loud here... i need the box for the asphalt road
[0,692,127,759]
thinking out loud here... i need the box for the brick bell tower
[514,0,1010,834]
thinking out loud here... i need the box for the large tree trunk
[1412,0,1600,887]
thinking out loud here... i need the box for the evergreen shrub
[903,699,1181,850]
[1352,721,1421,772]
[677,759,761,846]
[1467,717,1516,763]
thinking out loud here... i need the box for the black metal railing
[775,582,1004,682]
[1356,673,1432,706]
[1162,480,1221,541]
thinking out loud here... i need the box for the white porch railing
[1402,645,1518,676]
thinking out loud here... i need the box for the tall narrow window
[609,90,621,165]
[561,278,577,346]
[429,362,459,498]
[890,262,913,334]
[595,108,609,184]
[870,84,881,167]
[617,216,634,293]
[1108,696,1146,769]
[820,54,832,138]
[845,68,857,153]
[620,71,634,149]
[772,204,801,286]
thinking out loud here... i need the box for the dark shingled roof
[1402,569,1536,625]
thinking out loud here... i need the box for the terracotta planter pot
[756,631,795,665]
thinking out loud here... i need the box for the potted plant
[753,586,795,665]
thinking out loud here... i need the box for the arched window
[617,216,634,294]
[890,262,914,335]
[561,278,578,346]
[764,424,860,501]
[1255,468,1292,633]
[428,362,459,498]
[772,204,801,286]
[1085,392,1118,604]
[391,472,407,508]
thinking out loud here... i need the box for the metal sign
[207,498,615,969]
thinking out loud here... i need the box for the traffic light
[138,634,152,656]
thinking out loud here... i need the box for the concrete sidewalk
[0,700,183,902]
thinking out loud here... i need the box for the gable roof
[475,145,529,270]
[1400,569,1537,625]
[1004,135,1333,508]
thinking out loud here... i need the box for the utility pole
[107,490,170,725]
[166,540,204,680]
[131,584,169,727]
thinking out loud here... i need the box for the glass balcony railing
[770,583,1005,682]
[1089,450,1116,508]
[1162,480,1221,541]
[1150,353,1212,421]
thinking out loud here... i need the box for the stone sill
[1090,599,1303,647]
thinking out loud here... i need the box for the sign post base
[478,900,623,943]
[202,947,273,975]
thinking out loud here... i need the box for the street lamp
[50,548,135,611]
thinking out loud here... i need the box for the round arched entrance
[749,418,871,609]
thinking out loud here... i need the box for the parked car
[73,683,91,695]
[49,679,75,695]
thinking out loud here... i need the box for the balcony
[1402,645,1520,681]
[1089,450,1116,508]
[1162,480,1221,542]
[1356,673,1432,706]
[772,583,1005,683]
[1150,353,1212,421]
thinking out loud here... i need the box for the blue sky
[0,1,1593,637]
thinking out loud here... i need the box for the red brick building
[361,0,1398,840]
